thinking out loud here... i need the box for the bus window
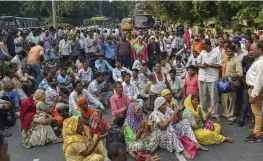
[133,15,154,29]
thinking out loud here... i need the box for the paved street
[6,109,263,161]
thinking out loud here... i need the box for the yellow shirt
[225,55,243,77]
[27,45,44,64]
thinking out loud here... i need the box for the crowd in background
[0,23,263,161]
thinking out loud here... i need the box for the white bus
[0,16,39,29]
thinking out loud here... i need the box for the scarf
[125,102,145,131]
[62,116,91,152]
[76,96,95,120]
[133,43,144,54]
[20,97,36,130]
[151,97,173,122]
[183,95,201,117]
[161,89,176,106]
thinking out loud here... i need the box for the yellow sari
[183,95,225,145]
[63,116,107,161]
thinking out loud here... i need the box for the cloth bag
[204,120,215,131]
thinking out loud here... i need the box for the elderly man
[245,42,263,142]
[196,39,222,121]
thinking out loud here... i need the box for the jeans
[28,64,43,90]
[118,56,131,69]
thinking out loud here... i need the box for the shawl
[183,95,201,117]
[20,97,36,130]
[125,102,145,131]
[62,116,91,152]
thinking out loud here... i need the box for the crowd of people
[0,24,263,161]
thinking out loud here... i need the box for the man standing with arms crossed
[245,42,263,142]
[196,39,223,121]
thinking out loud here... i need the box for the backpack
[106,125,126,150]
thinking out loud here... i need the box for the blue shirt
[95,59,113,73]
[101,42,116,59]
[57,74,70,84]
[38,78,50,90]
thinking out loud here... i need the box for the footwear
[228,120,235,125]
[245,133,261,142]
[237,120,245,127]
[216,117,222,122]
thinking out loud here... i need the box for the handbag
[204,120,215,131]
[178,136,197,157]
[134,152,150,161]
[217,80,231,93]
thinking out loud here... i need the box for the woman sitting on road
[123,102,161,157]
[161,89,178,111]
[63,116,107,161]
[149,97,208,159]
[182,95,232,145]
[20,97,63,148]
[33,89,65,126]
[73,97,111,135]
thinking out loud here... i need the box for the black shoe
[143,110,148,115]
[0,130,12,137]
[237,120,245,127]
[245,133,261,142]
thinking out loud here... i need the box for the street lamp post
[52,0,57,28]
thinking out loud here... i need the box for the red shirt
[184,74,199,97]
[110,93,130,119]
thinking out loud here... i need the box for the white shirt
[186,56,198,67]
[14,37,22,53]
[112,67,131,82]
[197,48,222,82]
[246,56,263,97]
[169,35,177,49]
[167,75,184,94]
[235,49,248,62]
[11,55,23,70]
[77,67,93,85]
[132,60,145,71]
[78,37,85,49]
[252,60,263,97]
[161,63,172,75]
[131,73,147,90]
[59,39,71,56]
[122,81,139,100]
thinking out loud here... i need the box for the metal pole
[52,0,57,28]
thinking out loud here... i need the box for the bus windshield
[122,19,131,25]
[133,15,154,29]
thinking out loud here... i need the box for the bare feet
[53,137,63,144]
[224,137,233,143]
[182,150,194,160]
[196,143,209,151]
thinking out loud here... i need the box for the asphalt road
[6,109,263,161]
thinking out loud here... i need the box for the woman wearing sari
[161,89,178,111]
[73,97,111,135]
[149,97,207,159]
[132,36,148,61]
[63,116,107,161]
[123,102,161,157]
[20,97,63,148]
[182,95,233,145]
[33,89,65,126]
